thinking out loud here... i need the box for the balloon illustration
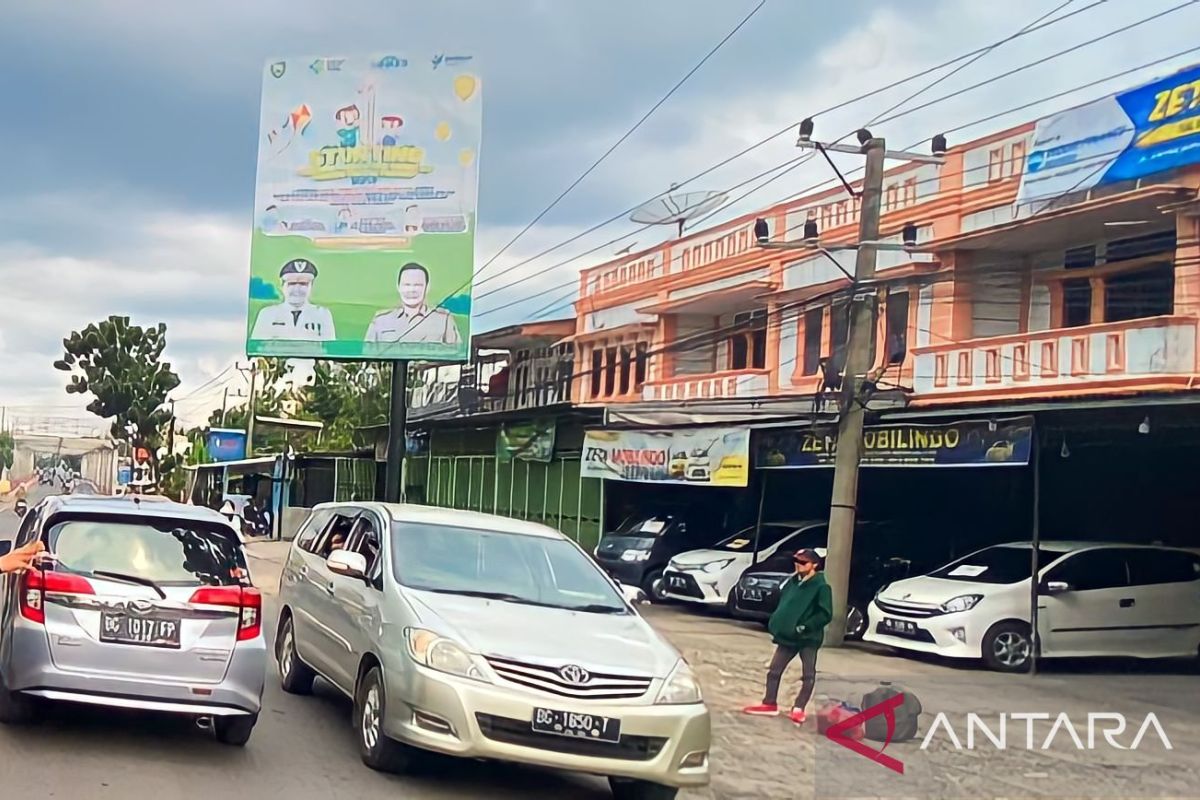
[458,148,475,167]
[435,121,452,142]
[453,74,477,102]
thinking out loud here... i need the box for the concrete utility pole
[824,137,886,645]
[383,360,408,503]
[220,387,230,427]
[244,361,259,457]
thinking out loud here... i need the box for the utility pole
[243,361,259,457]
[754,121,946,646]
[220,387,230,426]
[383,361,408,503]
[824,137,886,645]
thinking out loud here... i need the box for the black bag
[861,682,922,742]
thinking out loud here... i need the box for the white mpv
[864,542,1200,672]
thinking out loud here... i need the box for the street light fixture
[754,217,770,243]
[932,133,948,157]
[798,117,814,144]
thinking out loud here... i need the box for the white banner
[581,427,750,487]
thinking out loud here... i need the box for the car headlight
[939,594,983,614]
[655,659,703,705]
[620,549,651,562]
[701,559,733,574]
[406,628,490,682]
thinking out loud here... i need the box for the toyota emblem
[558,664,591,685]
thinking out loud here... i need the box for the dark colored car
[731,522,946,639]
[593,511,727,601]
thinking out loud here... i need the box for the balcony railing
[642,369,770,402]
[912,316,1198,396]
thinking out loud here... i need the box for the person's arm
[250,307,270,340]
[319,308,336,341]
[0,540,46,574]
[364,315,379,343]
[444,313,462,346]
[805,581,834,631]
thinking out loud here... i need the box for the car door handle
[1119,598,1135,608]
[324,582,336,595]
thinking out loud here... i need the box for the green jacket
[767,572,834,649]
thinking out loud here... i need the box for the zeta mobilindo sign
[247,54,481,362]
[1017,63,1200,204]
[582,427,750,487]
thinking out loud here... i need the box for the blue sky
[3,0,1199,426]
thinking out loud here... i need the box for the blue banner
[206,429,248,462]
[1018,63,1200,203]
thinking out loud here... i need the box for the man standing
[250,258,336,342]
[364,262,461,346]
[742,548,833,725]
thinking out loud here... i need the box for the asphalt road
[0,489,618,800]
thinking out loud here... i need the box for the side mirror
[0,542,11,557]
[1042,580,1071,596]
[327,549,368,580]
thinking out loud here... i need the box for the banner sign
[756,417,1034,469]
[1017,63,1200,204]
[497,419,556,463]
[247,54,481,361]
[206,429,248,463]
[582,427,750,487]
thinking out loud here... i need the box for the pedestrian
[742,548,833,725]
[0,539,45,574]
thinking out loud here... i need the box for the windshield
[612,515,675,537]
[929,545,1064,584]
[47,515,247,587]
[714,524,815,552]
[392,523,628,613]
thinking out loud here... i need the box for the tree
[0,431,13,472]
[302,361,390,450]
[54,316,182,485]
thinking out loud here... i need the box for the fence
[406,454,603,549]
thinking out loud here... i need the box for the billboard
[1017,63,1200,204]
[206,429,248,462]
[755,417,1034,469]
[248,54,481,361]
[582,427,750,487]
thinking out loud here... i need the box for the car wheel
[355,666,415,773]
[214,713,257,746]
[724,590,739,617]
[982,621,1032,673]
[277,614,316,695]
[846,605,867,640]
[0,675,35,725]
[642,569,669,603]
[608,777,679,800]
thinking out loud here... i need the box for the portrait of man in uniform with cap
[364,262,461,346]
[250,258,336,342]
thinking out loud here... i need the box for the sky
[3,0,1200,428]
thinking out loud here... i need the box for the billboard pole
[384,360,408,503]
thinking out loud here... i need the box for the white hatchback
[659,521,822,609]
[864,541,1200,672]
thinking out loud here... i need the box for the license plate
[532,707,621,743]
[743,588,764,601]
[882,617,917,636]
[100,612,182,649]
[667,575,687,589]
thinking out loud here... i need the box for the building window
[1106,230,1176,263]
[885,292,910,365]
[885,185,897,211]
[830,302,850,375]
[604,347,617,396]
[618,346,632,395]
[988,148,1004,182]
[1063,279,1092,328]
[1010,140,1027,176]
[635,342,648,388]
[727,310,766,371]
[1064,245,1096,269]
[1105,263,1174,323]
[802,308,823,376]
[589,349,603,398]
[903,177,917,207]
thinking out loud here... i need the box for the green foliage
[0,430,13,471]
[301,361,390,450]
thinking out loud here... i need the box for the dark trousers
[762,644,818,709]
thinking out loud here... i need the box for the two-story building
[570,78,1200,551]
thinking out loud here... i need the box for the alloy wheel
[361,684,382,751]
[993,631,1030,668]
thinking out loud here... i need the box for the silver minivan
[0,495,266,744]
[277,503,710,800]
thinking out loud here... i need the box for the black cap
[793,548,821,565]
[280,258,318,279]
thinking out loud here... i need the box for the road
[0,489,618,800]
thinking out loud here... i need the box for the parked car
[0,494,264,743]
[659,521,819,611]
[593,510,727,602]
[731,522,924,639]
[864,541,1200,672]
[277,503,710,800]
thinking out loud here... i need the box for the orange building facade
[570,120,1200,412]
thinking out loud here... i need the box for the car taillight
[20,571,95,624]
[189,586,262,641]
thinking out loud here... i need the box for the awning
[601,390,907,429]
[938,185,1190,254]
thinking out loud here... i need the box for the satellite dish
[630,185,728,238]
